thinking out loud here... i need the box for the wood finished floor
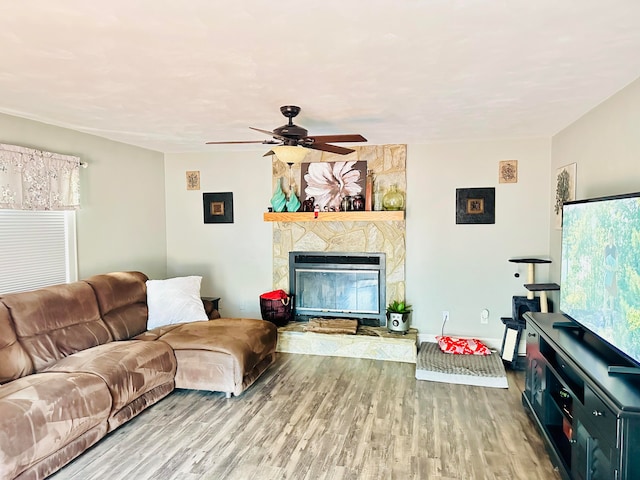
[50,353,561,480]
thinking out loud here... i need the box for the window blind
[0,210,77,294]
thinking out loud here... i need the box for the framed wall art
[554,162,577,229]
[299,160,367,211]
[203,192,234,224]
[456,187,496,224]
[499,160,518,184]
[186,171,200,190]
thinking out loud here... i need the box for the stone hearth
[276,322,417,364]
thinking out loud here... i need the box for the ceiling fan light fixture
[272,145,308,164]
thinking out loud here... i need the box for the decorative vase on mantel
[270,177,287,213]
[382,184,405,211]
[352,194,365,211]
[286,189,301,213]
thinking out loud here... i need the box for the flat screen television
[560,191,640,368]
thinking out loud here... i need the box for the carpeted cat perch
[415,342,508,388]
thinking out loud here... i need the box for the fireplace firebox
[289,251,386,326]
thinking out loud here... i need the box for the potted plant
[386,300,412,333]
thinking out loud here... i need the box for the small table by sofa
[201,296,220,311]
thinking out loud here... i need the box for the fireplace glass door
[289,251,386,326]
[295,268,380,316]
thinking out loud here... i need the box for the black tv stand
[523,311,640,480]
[608,365,640,376]
[551,321,581,330]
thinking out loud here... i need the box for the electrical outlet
[481,308,489,324]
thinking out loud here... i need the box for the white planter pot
[387,312,410,333]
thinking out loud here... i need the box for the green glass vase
[270,177,287,213]
[286,189,301,213]
[382,184,404,211]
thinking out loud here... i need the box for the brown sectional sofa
[0,272,278,480]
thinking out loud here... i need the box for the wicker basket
[259,294,293,326]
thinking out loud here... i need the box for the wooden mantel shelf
[263,211,405,222]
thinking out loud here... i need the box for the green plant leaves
[386,300,412,313]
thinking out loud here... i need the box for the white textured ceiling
[1,1,639,153]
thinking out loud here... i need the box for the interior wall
[549,76,640,287]
[406,138,552,342]
[166,140,552,338]
[2,72,635,326]
[0,112,167,279]
[164,151,273,318]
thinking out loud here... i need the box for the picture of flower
[300,161,366,211]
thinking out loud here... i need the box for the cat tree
[501,257,560,368]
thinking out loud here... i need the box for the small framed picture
[499,160,518,184]
[186,171,200,190]
[467,198,485,214]
[456,188,495,224]
[203,192,234,224]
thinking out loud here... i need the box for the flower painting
[300,161,367,211]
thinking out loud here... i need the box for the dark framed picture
[203,192,234,224]
[456,188,495,224]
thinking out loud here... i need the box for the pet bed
[415,341,508,388]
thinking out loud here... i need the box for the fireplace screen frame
[289,251,386,326]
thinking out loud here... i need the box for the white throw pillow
[146,276,208,330]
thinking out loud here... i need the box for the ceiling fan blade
[307,143,355,155]
[205,140,279,145]
[249,127,289,142]
[305,134,367,143]
[249,127,276,136]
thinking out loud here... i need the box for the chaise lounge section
[0,271,277,479]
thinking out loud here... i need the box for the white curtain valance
[0,143,81,211]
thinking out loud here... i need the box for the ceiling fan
[206,105,367,156]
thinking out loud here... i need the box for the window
[0,210,78,294]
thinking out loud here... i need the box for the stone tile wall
[270,144,407,302]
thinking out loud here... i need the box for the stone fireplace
[270,144,407,322]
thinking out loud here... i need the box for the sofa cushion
[2,282,113,371]
[0,302,33,383]
[84,271,149,340]
[134,324,183,342]
[158,318,277,380]
[44,340,176,414]
[0,372,112,480]
[146,276,208,329]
